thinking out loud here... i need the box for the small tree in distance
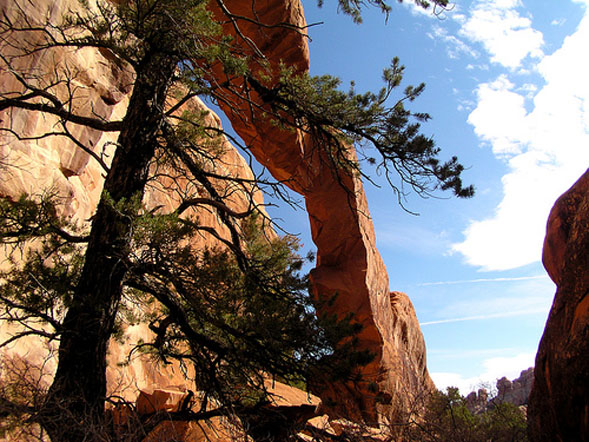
[0,0,470,440]
[400,387,528,442]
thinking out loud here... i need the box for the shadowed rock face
[528,168,589,442]
[0,0,433,425]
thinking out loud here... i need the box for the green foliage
[0,195,86,340]
[402,387,528,442]
[126,211,373,408]
[254,60,474,201]
[481,402,529,442]
[0,0,473,438]
[70,0,223,64]
[72,0,473,203]
[1,194,70,245]
[320,0,451,24]
[0,194,371,430]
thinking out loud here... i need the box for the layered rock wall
[0,0,263,402]
[528,168,589,441]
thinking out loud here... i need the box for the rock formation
[0,0,262,403]
[495,367,533,408]
[0,0,433,432]
[465,367,533,414]
[206,0,434,422]
[528,168,589,442]
[465,388,489,415]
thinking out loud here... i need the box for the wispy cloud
[421,277,555,326]
[420,308,546,326]
[419,274,549,287]
[428,25,478,59]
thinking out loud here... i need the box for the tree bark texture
[42,52,177,442]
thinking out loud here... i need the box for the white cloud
[467,75,529,156]
[431,352,535,394]
[453,9,589,271]
[551,18,566,26]
[459,0,544,69]
[429,24,478,59]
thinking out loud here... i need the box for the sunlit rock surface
[0,0,262,405]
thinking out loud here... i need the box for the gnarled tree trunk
[41,53,177,442]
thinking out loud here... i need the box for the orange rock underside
[207,0,434,421]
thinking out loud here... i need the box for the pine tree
[0,0,469,440]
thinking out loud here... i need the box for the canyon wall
[528,168,589,442]
[0,0,261,402]
[0,0,433,427]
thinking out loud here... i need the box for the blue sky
[280,0,589,394]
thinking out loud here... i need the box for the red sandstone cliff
[528,168,589,441]
[0,0,433,431]
[0,0,263,405]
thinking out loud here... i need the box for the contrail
[420,308,548,326]
[418,275,550,287]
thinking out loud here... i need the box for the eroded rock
[528,168,589,442]
[465,389,489,415]
[206,0,434,422]
[495,367,533,407]
[0,0,263,406]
